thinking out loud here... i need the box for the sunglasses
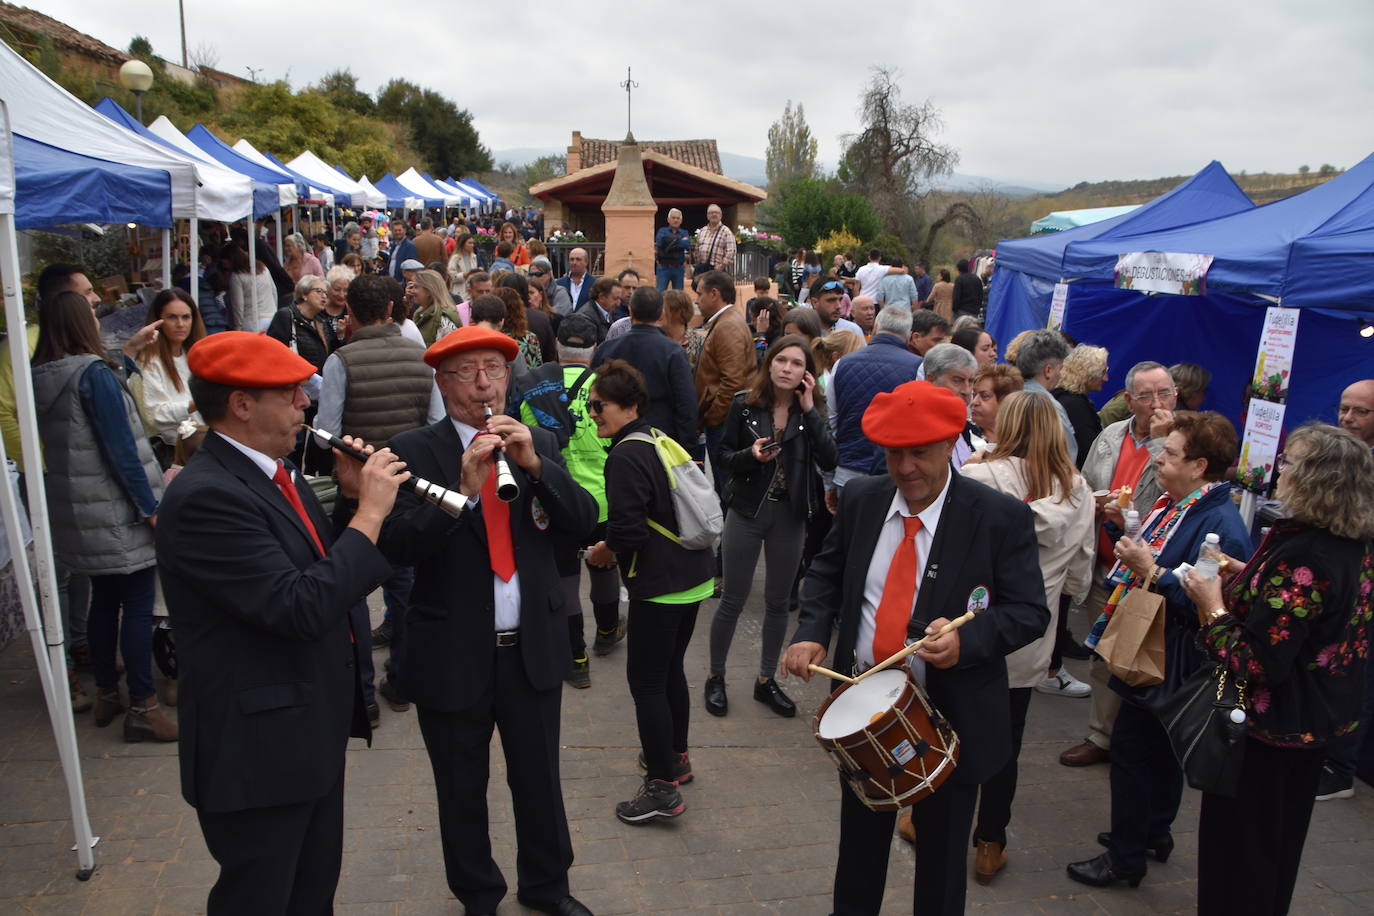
[529,270,547,277]
[818,280,845,293]
[588,399,608,414]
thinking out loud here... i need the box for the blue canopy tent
[185,124,305,197]
[457,176,500,204]
[257,150,355,205]
[1053,153,1374,429]
[13,133,171,229]
[987,162,1255,345]
[371,172,438,209]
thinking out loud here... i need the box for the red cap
[423,325,518,368]
[862,380,967,447]
[187,331,315,388]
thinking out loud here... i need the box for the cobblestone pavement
[1,590,1371,914]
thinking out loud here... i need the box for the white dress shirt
[217,430,282,480]
[451,417,522,631]
[854,472,953,683]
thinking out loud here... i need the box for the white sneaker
[1036,669,1092,698]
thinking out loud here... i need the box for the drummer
[782,379,1049,916]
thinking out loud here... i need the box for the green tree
[376,79,492,177]
[773,177,881,249]
[523,153,565,188]
[316,70,375,116]
[765,100,819,188]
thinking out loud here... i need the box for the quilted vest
[832,334,923,474]
[334,323,434,446]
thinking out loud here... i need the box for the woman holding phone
[704,335,837,718]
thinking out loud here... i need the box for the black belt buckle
[496,630,519,647]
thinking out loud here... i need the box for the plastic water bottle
[1194,533,1222,580]
[1123,509,1141,542]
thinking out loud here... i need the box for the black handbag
[1156,663,1249,797]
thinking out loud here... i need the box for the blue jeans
[704,424,727,495]
[656,265,684,290]
[89,567,157,700]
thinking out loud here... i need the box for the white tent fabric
[287,151,385,209]
[147,117,294,209]
[231,138,334,206]
[433,176,485,207]
[0,42,250,221]
[396,167,463,206]
[357,175,419,210]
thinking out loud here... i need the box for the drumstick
[806,664,856,684]
[850,608,978,685]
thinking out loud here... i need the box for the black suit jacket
[593,324,698,447]
[157,432,393,813]
[381,418,598,711]
[791,471,1048,785]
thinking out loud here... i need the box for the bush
[773,178,881,250]
[862,233,911,265]
[813,229,863,265]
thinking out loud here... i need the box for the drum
[813,668,958,811]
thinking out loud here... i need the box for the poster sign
[1113,251,1213,295]
[1048,282,1069,330]
[1252,306,1300,400]
[1236,399,1287,493]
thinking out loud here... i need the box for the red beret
[862,380,967,448]
[187,331,316,388]
[424,325,518,368]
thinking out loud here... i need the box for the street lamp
[118,59,154,124]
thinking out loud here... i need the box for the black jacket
[718,392,837,519]
[604,419,715,600]
[593,324,698,447]
[952,272,983,317]
[265,303,337,375]
[1053,387,1103,470]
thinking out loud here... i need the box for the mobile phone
[761,439,783,454]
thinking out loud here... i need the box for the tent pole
[187,218,199,306]
[246,215,257,331]
[160,227,172,291]
[0,213,98,879]
[274,210,284,263]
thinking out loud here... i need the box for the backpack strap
[615,431,680,543]
[566,366,595,401]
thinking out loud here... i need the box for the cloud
[29,0,1374,187]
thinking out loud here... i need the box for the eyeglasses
[309,288,328,296]
[588,399,608,414]
[1277,453,1289,471]
[1338,404,1372,418]
[1130,387,1177,404]
[438,363,508,382]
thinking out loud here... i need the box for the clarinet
[483,406,521,502]
[306,426,468,518]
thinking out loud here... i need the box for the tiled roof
[581,137,722,175]
[0,3,128,65]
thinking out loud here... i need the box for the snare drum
[813,668,958,811]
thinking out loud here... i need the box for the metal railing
[544,241,607,277]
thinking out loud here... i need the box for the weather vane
[619,66,638,135]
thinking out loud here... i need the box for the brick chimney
[566,131,583,174]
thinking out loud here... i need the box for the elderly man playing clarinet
[783,379,1048,916]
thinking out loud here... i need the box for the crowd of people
[8,213,1374,915]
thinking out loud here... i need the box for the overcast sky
[37,0,1374,188]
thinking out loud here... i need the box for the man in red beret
[783,379,1049,916]
[379,326,599,916]
[155,331,410,914]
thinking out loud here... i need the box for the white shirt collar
[884,466,952,531]
[214,430,281,481]
[450,416,481,449]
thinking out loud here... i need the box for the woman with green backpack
[584,359,717,825]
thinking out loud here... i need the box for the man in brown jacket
[692,270,754,492]
[412,217,447,268]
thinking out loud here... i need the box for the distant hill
[1038,168,1341,210]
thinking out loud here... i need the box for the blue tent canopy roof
[13,132,172,229]
[259,151,356,205]
[372,172,439,208]
[185,124,302,192]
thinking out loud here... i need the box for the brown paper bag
[1096,587,1165,686]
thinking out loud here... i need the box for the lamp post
[118,59,154,124]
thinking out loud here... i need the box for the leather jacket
[717,392,837,520]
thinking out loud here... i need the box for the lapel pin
[967,585,990,614]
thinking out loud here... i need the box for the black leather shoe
[704,675,727,717]
[1096,831,1173,863]
[1066,851,1145,888]
[753,678,796,717]
[1060,638,1092,661]
[378,676,410,712]
[515,894,593,916]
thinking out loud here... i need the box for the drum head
[817,669,908,739]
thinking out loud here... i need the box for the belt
[495,630,519,647]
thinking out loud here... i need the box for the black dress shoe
[753,678,797,717]
[1066,851,1145,888]
[515,893,593,915]
[1060,640,1092,661]
[1096,831,1174,863]
[704,675,727,717]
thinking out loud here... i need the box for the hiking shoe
[69,669,91,713]
[370,618,393,648]
[1036,669,1092,698]
[378,676,410,712]
[636,750,694,785]
[615,778,685,824]
[566,657,591,689]
[593,618,626,657]
[1316,764,1355,801]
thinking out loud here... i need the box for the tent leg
[274,211,284,263]
[187,218,199,306]
[160,227,172,291]
[0,213,99,879]
[246,215,258,331]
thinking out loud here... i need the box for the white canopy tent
[357,175,421,211]
[397,167,464,208]
[286,150,386,209]
[147,116,294,210]
[231,138,335,206]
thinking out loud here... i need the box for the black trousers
[415,646,572,913]
[1108,699,1184,872]
[626,597,700,782]
[973,687,1032,847]
[197,770,345,916]
[1197,737,1324,916]
[832,776,979,916]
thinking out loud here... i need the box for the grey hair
[1014,329,1070,380]
[1280,422,1374,540]
[923,342,978,382]
[873,304,914,337]
[342,221,360,238]
[293,274,323,301]
[325,264,357,286]
[1124,360,1168,394]
[286,232,308,252]
[556,342,595,364]
[667,207,683,219]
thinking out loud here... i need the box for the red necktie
[480,451,516,581]
[273,462,326,556]
[873,516,923,664]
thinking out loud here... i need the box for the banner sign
[1252,306,1300,400]
[1237,399,1287,493]
[1113,251,1213,295]
[1048,282,1069,330]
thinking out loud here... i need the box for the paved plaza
[1,588,1371,914]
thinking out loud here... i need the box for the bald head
[1339,379,1374,446]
